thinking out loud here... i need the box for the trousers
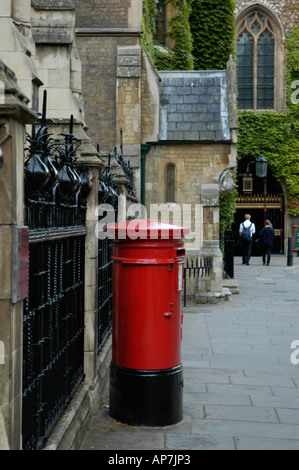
[242,239,252,265]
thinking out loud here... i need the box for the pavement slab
[80,256,299,452]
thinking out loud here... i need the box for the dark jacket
[260,226,275,248]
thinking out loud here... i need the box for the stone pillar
[116,45,141,202]
[83,167,100,383]
[12,0,31,23]
[196,183,228,303]
[0,60,36,450]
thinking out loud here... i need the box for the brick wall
[141,54,160,143]
[145,143,230,248]
[75,0,141,151]
[76,35,137,150]
[74,0,131,29]
[145,143,230,208]
[145,143,229,299]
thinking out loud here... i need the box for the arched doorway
[232,156,284,255]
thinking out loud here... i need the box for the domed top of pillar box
[106,218,190,240]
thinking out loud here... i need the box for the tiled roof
[159,71,231,142]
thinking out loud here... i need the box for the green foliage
[236,27,299,217]
[141,0,158,64]
[285,27,299,107]
[237,107,299,216]
[141,0,193,71]
[165,0,194,70]
[152,45,176,70]
[189,0,236,70]
[219,184,238,238]
[220,26,299,233]
[142,4,299,227]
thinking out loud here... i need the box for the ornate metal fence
[97,130,133,351]
[22,100,135,448]
[98,236,114,350]
[97,153,118,351]
[183,257,212,307]
[22,93,91,450]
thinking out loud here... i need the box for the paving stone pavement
[80,255,299,451]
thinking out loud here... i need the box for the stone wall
[141,53,160,144]
[145,144,225,260]
[74,0,131,29]
[145,144,231,202]
[75,35,135,148]
[144,142,230,301]
[75,0,142,152]
[0,59,36,450]
[0,0,102,450]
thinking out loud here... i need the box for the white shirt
[239,220,256,237]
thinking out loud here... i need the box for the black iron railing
[97,127,137,352]
[183,257,212,307]
[98,237,113,350]
[97,152,119,351]
[22,234,85,450]
[22,91,91,450]
[223,229,235,279]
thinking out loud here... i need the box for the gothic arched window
[236,10,278,110]
[154,0,166,45]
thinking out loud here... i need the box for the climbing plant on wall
[141,3,299,229]
[285,27,299,107]
[166,0,193,70]
[236,26,299,218]
[189,0,236,70]
[141,0,193,70]
[220,25,299,235]
[237,108,299,217]
[141,0,158,65]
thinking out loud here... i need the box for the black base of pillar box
[109,362,183,426]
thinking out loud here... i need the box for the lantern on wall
[255,155,268,178]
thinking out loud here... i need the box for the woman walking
[259,219,275,266]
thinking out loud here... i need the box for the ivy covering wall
[141,0,193,70]
[219,26,299,236]
[141,2,299,227]
[189,0,236,70]
[236,27,299,218]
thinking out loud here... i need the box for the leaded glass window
[237,11,275,110]
[237,32,254,109]
[154,0,166,45]
[257,31,274,108]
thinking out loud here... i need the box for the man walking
[239,214,256,265]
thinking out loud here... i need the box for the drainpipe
[141,144,151,210]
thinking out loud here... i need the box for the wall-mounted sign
[243,177,253,192]
[12,226,29,303]
[293,225,299,250]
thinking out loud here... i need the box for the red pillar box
[107,219,189,426]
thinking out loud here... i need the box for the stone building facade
[0,0,106,450]
[75,0,238,303]
[1,0,297,451]
[143,68,238,301]
[233,0,299,255]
